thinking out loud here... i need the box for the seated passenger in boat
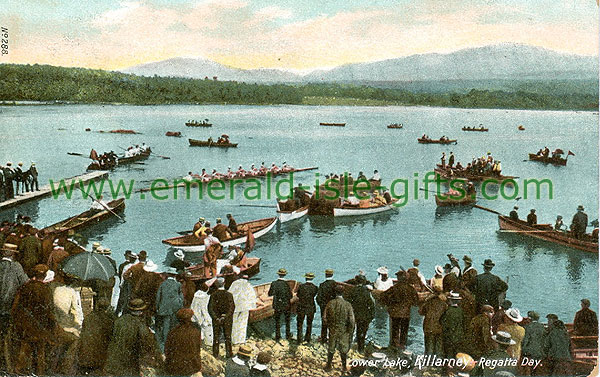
[372,191,387,206]
[183,171,195,182]
[554,215,566,231]
[270,163,279,174]
[194,221,210,238]
[236,166,246,178]
[383,189,393,204]
[527,209,537,226]
[212,218,231,242]
[371,170,381,181]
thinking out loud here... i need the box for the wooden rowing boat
[387,124,403,129]
[518,125,525,130]
[435,193,476,206]
[165,131,182,137]
[187,257,261,284]
[498,215,598,253]
[249,280,299,323]
[462,127,488,132]
[418,138,457,145]
[87,149,151,171]
[186,121,212,127]
[528,153,568,166]
[320,122,345,127]
[188,139,238,148]
[333,198,399,217]
[162,217,278,252]
[42,199,125,235]
[565,322,597,375]
[276,200,309,223]
[434,168,517,184]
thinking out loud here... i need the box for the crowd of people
[0,161,39,201]
[439,152,503,177]
[183,162,295,183]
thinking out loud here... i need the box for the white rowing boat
[333,199,399,217]
[276,200,309,223]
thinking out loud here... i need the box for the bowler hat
[581,298,591,307]
[277,268,287,276]
[237,345,253,358]
[492,331,516,345]
[578,205,585,211]
[128,298,147,311]
[482,259,495,267]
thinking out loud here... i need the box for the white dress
[228,279,257,344]
[374,276,394,291]
[190,290,213,345]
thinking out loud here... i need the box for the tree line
[0,63,596,111]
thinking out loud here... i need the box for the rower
[193,217,205,233]
[184,171,194,182]
[194,221,210,238]
[271,163,279,174]
[90,195,108,212]
[370,169,381,181]
[236,165,246,177]
[226,214,238,234]
[357,171,367,181]
[441,152,446,169]
[140,143,148,152]
[527,209,537,226]
[509,206,519,220]
[213,218,231,242]
[570,205,588,239]
[554,215,566,231]
[226,167,235,179]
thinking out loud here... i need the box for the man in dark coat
[440,292,464,358]
[208,277,235,358]
[461,255,477,290]
[521,311,546,375]
[419,287,448,356]
[527,209,538,226]
[0,243,28,336]
[227,214,238,233]
[18,227,42,277]
[573,298,598,335]
[77,297,115,375]
[316,268,337,343]
[104,299,163,376]
[472,259,508,310]
[250,351,272,376]
[11,264,57,375]
[380,270,418,350]
[29,162,39,191]
[213,218,231,241]
[544,314,572,376]
[225,345,252,377]
[345,274,375,352]
[509,205,519,220]
[2,163,14,199]
[324,284,355,372]
[132,263,164,318]
[268,268,292,341]
[155,267,184,350]
[469,304,495,359]
[570,205,589,239]
[296,272,318,343]
[164,308,202,376]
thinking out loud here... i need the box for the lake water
[0,104,597,351]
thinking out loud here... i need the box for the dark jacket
[571,211,588,233]
[11,279,57,342]
[469,313,494,359]
[18,235,42,276]
[213,223,230,241]
[440,305,464,346]
[208,289,235,321]
[164,321,203,376]
[472,271,508,308]
[316,279,337,308]
[250,365,271,376]
[225,358,250,377]
[380,281,418,318]
[78,308,115,368]
[346,284,375,322]
[0,258,28,315]
[132,271,164,314]
[522,320,546,359]
[156,277,184,316]
[296,281,318,315]
[527,213,537,225]
[268,279,292,312]
[574,307,598,336]
[544,322,572,360]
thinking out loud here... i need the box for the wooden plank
[0,170,108,211]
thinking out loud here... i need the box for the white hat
[43,270,55,283]
[174,250,185,259]
[448,291,462,300]
[376,266,389,275]
[435,265,444,275]
[492,331,516,345]
[143,260,158,272]
[506,308,523,323]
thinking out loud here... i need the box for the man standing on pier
[3,162,14,200]
[296,272,318,343]
[268,268,292,341]
[317,269,337,343]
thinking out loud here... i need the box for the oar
[177,230,193,235]
[471,204,502,215]
[67,152,86,157]
[94,199,126,223]
[498,229,556,233]
[239,204,277,208]
[150,151,170,160]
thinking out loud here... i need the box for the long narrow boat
[42,199,125,235]
[434,167,518,184]
[320,122,345,127]
[162,217,278,252]
[249,280,299,323]
[87,149,151,171]
[528,153,568,166]
[418,138,457,145]
[462,127,488,132]
[387,123,403,129]
[333,198,399,217]
[188,138,238,148]
[498,215,598,253]
[276,200,309,223]
[435,193,476,206]
[187,257,261,284]
[186,121,212,127]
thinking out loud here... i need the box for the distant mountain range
[121,43,598,84]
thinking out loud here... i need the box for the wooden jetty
[0,170,109,211]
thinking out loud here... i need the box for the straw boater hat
[128,298,147,312]
[277,268,287,276]
[325,268,334,276]
[43,270,55,284]
[448,291,462,301]
[304,272,315,279]
[237,344,253,358]
[1,243,18,255]
[377,266,389,275]
[434,265,444,275]
[174,250,185,259]
[506,308,523,323]
[143,260,158,272]
[491,331,516,345]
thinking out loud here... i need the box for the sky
[3,0,598,70]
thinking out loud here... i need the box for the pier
[0,170,109,211]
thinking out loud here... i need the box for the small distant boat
[86,149,151,171]
[418,137,457,145]
[528,153,568,166]
[276,200,309,223]
[162,217,278,252]
[462,126,488,132]
[42,199,125,235]
[249,280,299,323]
[518,125,525,131]
[435,193,476,207]
[186,120,212,127]
[188,138,238,148]
[320,122,346,127]
[387,123,403,129]
[333,199,399,217]
[165,131,182,137]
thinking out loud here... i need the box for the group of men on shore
[0,161,39,201]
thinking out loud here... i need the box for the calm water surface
[0,104,597,350]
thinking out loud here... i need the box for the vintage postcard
[0,1,598,376]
